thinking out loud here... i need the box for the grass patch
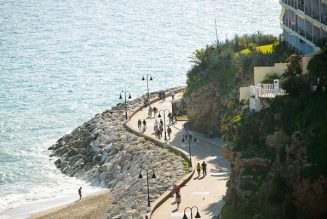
[221,204,254,219]
[176,115,189,121]
[239,44,273,54]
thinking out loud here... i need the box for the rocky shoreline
[48,88,188,219]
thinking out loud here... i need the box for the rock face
[184,83,224,134]
[49,89,187,219]
[225,131,327,219]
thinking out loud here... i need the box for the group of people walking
[153,119,172,139]
[171,161,207,210]
[138,104,175,139]
[137,119,147,132]
[196,161,207,178]
[147,105,158,118]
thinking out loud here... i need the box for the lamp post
[158,109,171,141]
[142,74,153,99]
[182,130,198,171]
[182,206,201,219]
[119,90,132,119]
[138,167,156,212]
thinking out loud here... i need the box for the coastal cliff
[224,130,327,218]
[49,89,187,219]
[184,35,327,218]
[184,82,225,134]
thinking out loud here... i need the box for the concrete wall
[240,87,250,101]
[302,55,312,74]
[254,63,288,85]
[240,54,315,101]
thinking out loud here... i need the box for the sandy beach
[29,191,111,219]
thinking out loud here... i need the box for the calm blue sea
[0,0,281,214]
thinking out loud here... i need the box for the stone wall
[49,89,188,219]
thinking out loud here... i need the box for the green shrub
[269,174,288,205]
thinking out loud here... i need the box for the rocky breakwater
[49,90,187,219]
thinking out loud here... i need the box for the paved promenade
[128,92,230,219]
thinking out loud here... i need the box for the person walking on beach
[201,161,207,176]
[196,163,201,178]
[160,119,163,127]
[138,119,142,131]
[167,126,172,139]
[143,119,147,132]
[78,187,82,200]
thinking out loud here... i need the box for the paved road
[128,92,230,219]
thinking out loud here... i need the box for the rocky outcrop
[184,83,225,134]
[225,131,327,219]
[49,89,187,219]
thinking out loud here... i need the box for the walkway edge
[124,87,195,219]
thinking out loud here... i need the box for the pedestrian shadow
[193,175,206,180]
[172,209,178,213]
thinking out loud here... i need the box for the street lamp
[182,130,198,171]
[158,109,171,141]
[119,90,132,119]
[138,167,156,212]
[182,206,201,219]
[142,74,153,99]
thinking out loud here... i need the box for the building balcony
[250,83,286,99]
[298,27,305,37]
[322,15,327,26]
[280,0,327,30]
[306,32,313,41]
[281,22,320,52]
[281,0,297,10]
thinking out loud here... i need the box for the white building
[239,56,312,112]
[280,0,327,54]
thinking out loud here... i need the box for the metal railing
[305,6,312,17]
[322,15,327,25]
[250,84,286,99]
[306,32,313,41]
[298,27,305,37]
[313,36,320,45]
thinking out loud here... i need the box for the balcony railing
[250,83,286,99]
[282,0,295,9]
[306,32,313,41]
[305,6,321,21]
[281,0,326,26]
[298,27,305,37]
[305,6,312,17]
[322,15,327,25]
[313,36,320,45]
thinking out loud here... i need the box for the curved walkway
[127,92,230,219]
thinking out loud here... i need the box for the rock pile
[49,89,187,219]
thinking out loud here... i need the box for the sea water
[0,0,281,216]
